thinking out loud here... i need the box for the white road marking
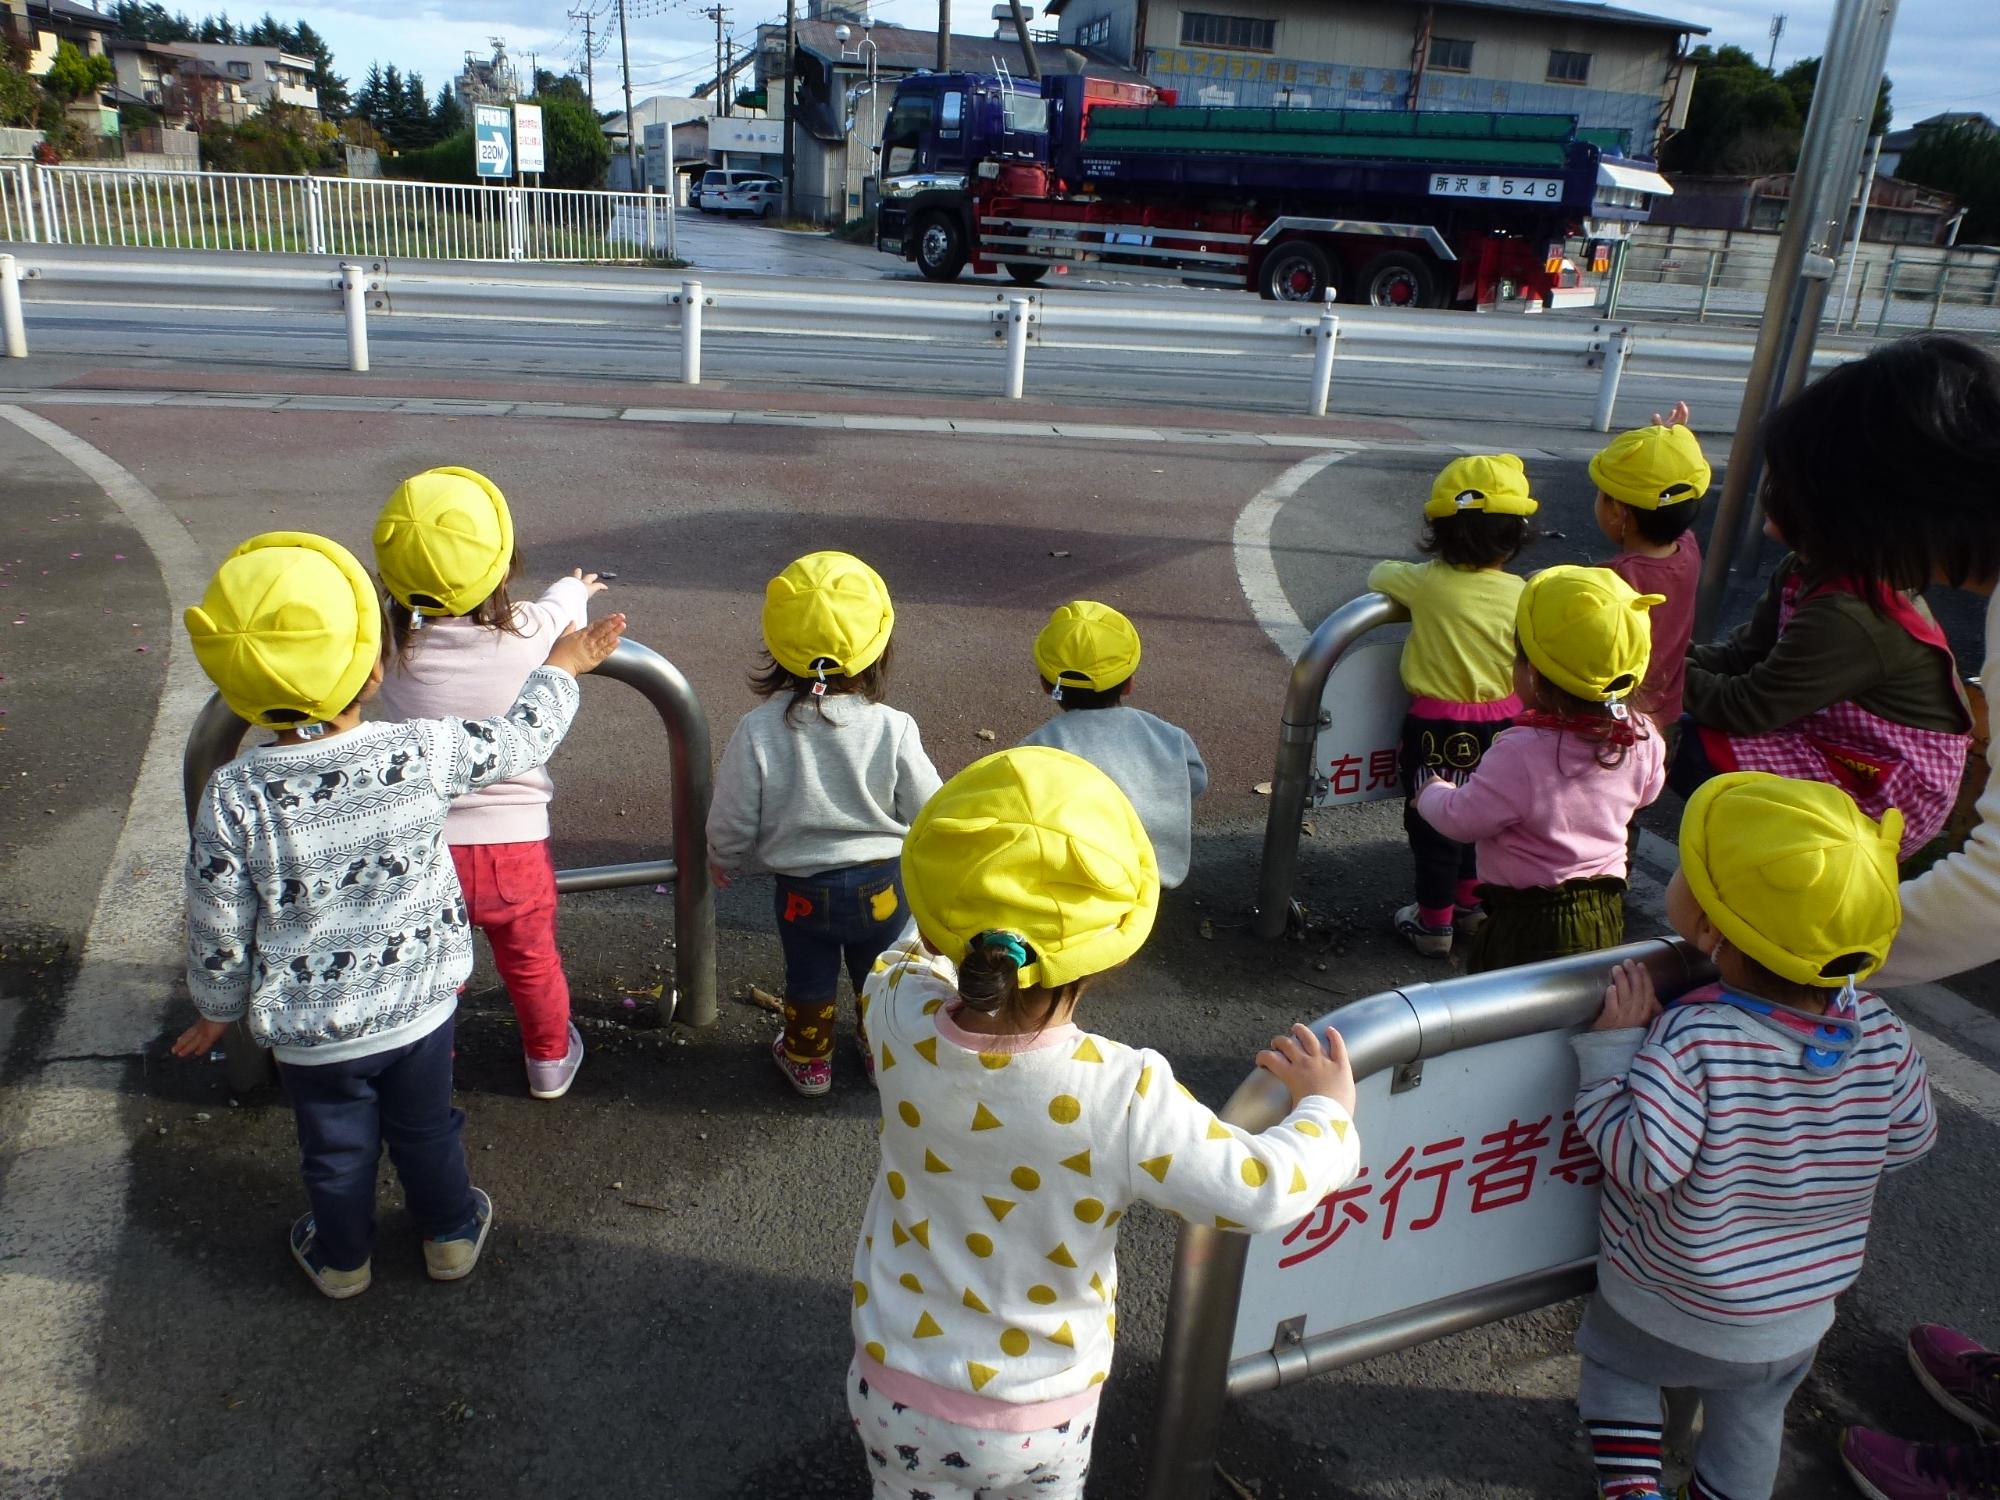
[1231,450,1354,661]
[0,405,211,1488]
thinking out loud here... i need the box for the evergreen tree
[432,84,463,139]
[400,70,434,147]
[291,20,348,116]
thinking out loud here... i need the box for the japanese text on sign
[1429,174,1564,202]
[1314,638,1409,810]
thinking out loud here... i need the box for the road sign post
[474,104,514,181]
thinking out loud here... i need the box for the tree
[535,92,610,188]
[399,70,435,147]
[0,57,39,128]
[1778,57,1892,139]
[1900,125,2000,245]
[43,41,115,104]
[1663,45,1799,175]
[291,21,349,116]
[532,69,591,108]
[432,84,463,138]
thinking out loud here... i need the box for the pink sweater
[1413,721,1665,888]
[373,576,592,845]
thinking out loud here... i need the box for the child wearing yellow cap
[172,531,625,1299]
[1412,565,1667,972]
[1368,453,1537,957]
[371,466,611,1101]
[1592,402,1710,752]
[848,746,1360,1496]
[1569,773,1935,1500]
[707,551,942,1097]
[1018,601,1208,888]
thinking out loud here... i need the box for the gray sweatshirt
[1019,705,1208,887]
[706,694,941,878]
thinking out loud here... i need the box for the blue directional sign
[474,105,513,180]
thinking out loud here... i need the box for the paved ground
[2,358,1998,1500]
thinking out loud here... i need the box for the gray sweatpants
[1577,1298,1817,1500]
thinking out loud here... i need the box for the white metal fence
[0,163,675,263]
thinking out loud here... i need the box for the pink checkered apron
[1698,576,1970,859]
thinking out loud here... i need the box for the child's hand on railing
[570,568,611,598]
[1257,1022,1357,1117]
[545,613,626,677]
[1593,959,1662,1032]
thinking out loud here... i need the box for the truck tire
[1355,250,1439,309]
[1004,262,1050,286]
[1259,241,1334,302]
[915,212,968,282]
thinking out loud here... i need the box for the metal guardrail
[1,161,675,263]
[1143,936,1714,1499]
[2,242,1844,427]
[180,637,716,1091]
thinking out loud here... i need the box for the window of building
[1179,12,1277,53]
[1429,37,1474,73]
[1077,17,1112,47]
[1546,49,1591,84]
[226,60,250,79]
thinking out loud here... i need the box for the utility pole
[783,0,797,216]
[617,0,638,183]
[570,10,594,104]
[704,6,733,117]
[938,0,951,71]
[1767,12,1786,71]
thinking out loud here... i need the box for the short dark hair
[752,638,896,725]
[1039,675,1129,711]
[1621,496,1700,547]
[1421,511,1530,569]
[1761,334,2000,592]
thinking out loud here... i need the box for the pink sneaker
[525,1023,584,1101]
[1840,1426,2000,1499]
[1910,1326,2000,1439]
[771,1033,831,1097]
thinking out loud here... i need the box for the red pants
[450,841,572,1061]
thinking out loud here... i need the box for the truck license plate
[1428,175,1563,202]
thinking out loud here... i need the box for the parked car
[697,170,781,217]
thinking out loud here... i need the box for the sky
[268,0,1995,129]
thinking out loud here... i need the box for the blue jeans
[278,1012,475,1271]
[772,858,906,1062]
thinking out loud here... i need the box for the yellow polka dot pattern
[1027,1284,1058,1305]
[1074,1198,1105,1223]
[966,1233,994,1258]
[1048,1095,1082,1124]
[1011,1166,1040,1192]
[1240,1159,1269,1188]
[887,1171,906,1200]
[1000,1328,1030,1357]
[898,1101,921,1128]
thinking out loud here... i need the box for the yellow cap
[1590,423,1712,510]
[762,551,895,678]
[1423,453,1540,520]
[1679,772,1903,986]
[372,467,515,618]
[183,532,381,729]
[902,747,1159,989]
[1034,601,1142,694]
[1517,564,1663,705]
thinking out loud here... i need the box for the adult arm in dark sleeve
[1682,599,1886,737]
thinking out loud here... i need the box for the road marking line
[1231,450,1354,661]
[0,405,210,1488]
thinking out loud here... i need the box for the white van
[697,169,780,216]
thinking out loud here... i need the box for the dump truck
[874,71,1671,310]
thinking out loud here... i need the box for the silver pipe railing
[1252,591,1409,940]
[180,638,717,1092]
[1144,936,1713,1499]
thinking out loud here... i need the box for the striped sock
[1686,1472,1741,1500]
[1586,1420,1664,1497]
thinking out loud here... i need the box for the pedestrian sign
[514,103,545,175]
[475,104,513,179]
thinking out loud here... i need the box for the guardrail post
[1696,248,1719,323]
[681,278,703,385]
[34,164,60,245]
[306,177,327,257]
[0,254,25,360]
[1928,261,1950,329]
[1003,294,1031,399]
[1591,328,1632,433]
[338,262,369,373]
[1844,257,1871,332]
[15,161,36,243]
[1874,249,1901,336]
[1307,302,1339,417]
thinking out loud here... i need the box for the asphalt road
[2,349,1998,1500]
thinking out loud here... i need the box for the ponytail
[958,930,1072,1033]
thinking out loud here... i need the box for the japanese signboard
[708,117,785,155]
[1429,174,1564,202]
[1230,1028,1601,1365]
[1312,637,1408,808]
[513,102,545,175]
[474,105,513,179]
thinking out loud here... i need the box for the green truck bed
[1082,105,1583,168]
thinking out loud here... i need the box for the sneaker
[1840,1426,2000,1500]
[772,1032,832,1097]
[423,1188,493,1282]
[1910,1326,2000,1438]
[288,1212,370,1300]
[1393,903,1453,959]
[1453,903,1489,940]
[525,1022,585,1101]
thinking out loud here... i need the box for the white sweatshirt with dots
[849,937,1361,1428]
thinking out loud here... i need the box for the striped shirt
[1570,984,1936,1362]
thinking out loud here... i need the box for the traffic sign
[514,103,544,175]
[474,104,513,179]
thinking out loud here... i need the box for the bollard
[1003,294,1030,399]
[681,278,703,385]
[0,253,24,359]
[1306,303,1338,417]
[1591,328,1632,434]
[338,262,368,373]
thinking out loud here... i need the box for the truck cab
[877,73,1055,280]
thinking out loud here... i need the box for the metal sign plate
[1230,1027,1602,1365]
[513,103,545,175]
[1429,173,1563,202]
[475,105,513,179]
[1312,636,1408,807]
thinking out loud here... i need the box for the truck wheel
[1356,250,1438,309]
[1259,241,1334,302]
[915,213,968,282]
[1004,263,1049,286]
